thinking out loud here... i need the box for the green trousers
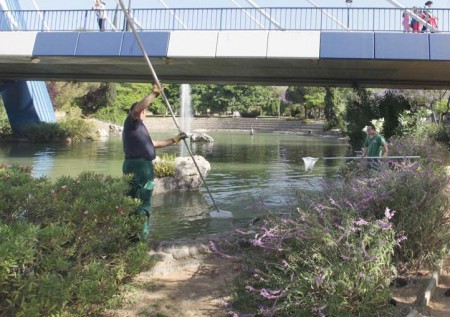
[123,158,155,240]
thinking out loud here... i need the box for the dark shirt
[122,113,155,161]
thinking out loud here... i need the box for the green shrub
[0,101,12,137]
[23,118,97,143]
[93,106,127,125]
[0,165,153,316]
[240,106,262,118]
[231,206,397,316]
[154,153,176,178]
[23,122,67,142]
[345,87,380,148]
[59,118,97,142]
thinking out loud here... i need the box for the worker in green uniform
[122,84,187,240]
[362,122,388,169]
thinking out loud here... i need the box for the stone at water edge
[152,155,211,194]
[190,133,214,143]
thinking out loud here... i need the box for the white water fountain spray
[180,84,193,157]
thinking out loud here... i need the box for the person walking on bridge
[122,84,188,240]
[92,0,107,31]
[422,1,438,32]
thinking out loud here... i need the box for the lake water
[0,132,349,240]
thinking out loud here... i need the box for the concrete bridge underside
[1,31,450,88]
[1,56,450,88]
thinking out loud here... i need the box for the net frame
[302,157,320,171]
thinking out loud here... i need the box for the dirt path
[419,257,450,317]
[392,256,450,317]
[105,245,450,317]
[104,254,239,317]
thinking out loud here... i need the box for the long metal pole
[158,0,188,29]
[318,156,420,160]
[230,0,265,29]
[126,0,131,31]
[243,0,284,30]
[306,0,348,30]
[116,0,221,214]
[30,0,49,31]
[386,0,437,32]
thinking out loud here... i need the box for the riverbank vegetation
[153,153,176,178]
[0,82,449,315]
[1,82,449,147]
[227,137,450,316]
[0,165,153,316]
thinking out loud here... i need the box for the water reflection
[33,150,56,178]
[0,132,350,240]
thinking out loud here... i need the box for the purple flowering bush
[366,162,450,271]
[231,203,398,316]
[388,135,448,166]
[230,138,449,316]
[337,155,450,271]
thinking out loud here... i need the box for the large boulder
[190,133,214,143]
[153,155,211,194]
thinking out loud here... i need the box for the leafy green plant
[395,109,450,145]
[59,117,97,142]
[93,105,127,125]
[0,100,12,137]
[23,118,97,143]
[23,122,67,142]
[231,205,397,316]
[345,86,380,148]
[154,153,176,178]
[0,165,153,316]
[240,106,261,118]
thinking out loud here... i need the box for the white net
[302,157,319,172]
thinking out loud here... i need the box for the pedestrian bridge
[2,6,450,133]
[2,29,450,88]
[1,7,450,88]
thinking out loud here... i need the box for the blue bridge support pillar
[0,80,56,134]
[0,0,56,134]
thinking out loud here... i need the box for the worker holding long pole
[122,84,188,240]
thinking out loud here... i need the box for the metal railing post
[269,7,272,30]
[83,10,88,31]
[172,8,176,30]
[2,7,450,33]
[40,11,45,32]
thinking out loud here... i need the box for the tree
[75,82,117,116]
[284,86,325,119]
[47,81,99,111]
[303,87,325,119]
[345,86,380,148]
[376,90,411,140]
[191,85,279,116]
[324,87,338,128]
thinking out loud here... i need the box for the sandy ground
[104,254,239,317]
[105,253,450,317]
[419,256,450,317]
[392,256,450,317]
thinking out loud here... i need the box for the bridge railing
[1,7,449,33]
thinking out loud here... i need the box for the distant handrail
[0,7,449,33]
